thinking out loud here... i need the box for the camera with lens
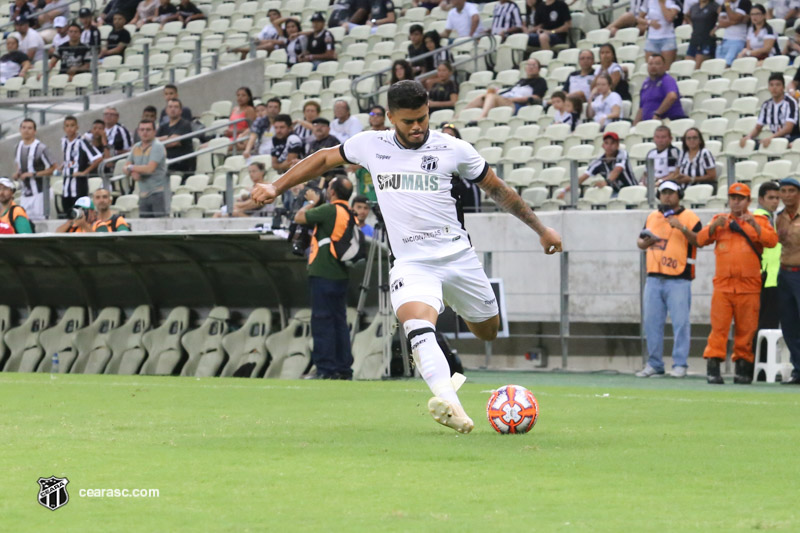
[281,182,324,257]
[68,206,86,220]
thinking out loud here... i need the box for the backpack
[8,205,35,233]
[317,202,366,267]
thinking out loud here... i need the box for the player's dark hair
[274,114,292,127]
[388,80,428,111]
[758,180,780,198]
[330,177,353,202]
[768,72,785,86]
[352,194,369,206]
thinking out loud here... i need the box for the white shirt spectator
[718,0,751,41]
[330,115,363,144]
[258,22,282,41]
[767,0,800,19]
[591,91,623,123]
[52,32,69,49]
[17,28,45,63]
[647,145,681,180]
[445,2,483,37]
[564,70,595,101]
[640,0,680,40]
[746,25,779,57]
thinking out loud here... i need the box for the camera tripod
[352,218,411,378]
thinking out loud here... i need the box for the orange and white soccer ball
[486,385,539,434]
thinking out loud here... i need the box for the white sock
[404,319,461,407]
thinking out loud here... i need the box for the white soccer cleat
[427,396,474,434]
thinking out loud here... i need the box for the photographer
[56,196,96,233]
[294,177,355,380]
[635,181,701,379]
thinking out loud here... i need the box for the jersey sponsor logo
[420,155,439,172]
[401,227,447,244]
[375,173,440,192]
[376,153,391,159]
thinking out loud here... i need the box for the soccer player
[252,81,562,434]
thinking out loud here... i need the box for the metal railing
[585,0,629,26]
[350,34,498,111]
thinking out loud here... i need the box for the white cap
[0,177,17,191]
[74,196,94,210]
[53,16,67,28]
[658,181,680,193]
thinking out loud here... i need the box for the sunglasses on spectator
[369,111,384,116]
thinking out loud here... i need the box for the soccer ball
[486,385,539,434]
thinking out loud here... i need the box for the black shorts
[527,32,567,48]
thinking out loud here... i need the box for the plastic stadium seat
[0,76,25,98]
[607,185,647,210]
[699,117,728,141]
[530,49,554,67]
[577,186,614,209]
[140,307,190,375]
[185,193,223,218]
[499,146,533,178]
[564,122,601,151]
[683,184,714,207]
[264,309,312,379]
[477,125,511,149]
[179,307,230,377]
[531,167,566,188]
[733,160,759,182]
[103,305,152,375]
[170,193,194,216]
[174,174,211,196]
[508,105,542,130]
[521,187,549,208]
[669,59,696,80]
[478,147,503,166]
[2,306,50,372]
[505,124,540,149]
[603,121,632,139]
[352,312,393,380]
[505,168,536,189]
[430,109,455,125]
[628,142,657,163]
[69,308,122,374]
[36,307,86,373]
[668,118,696,138]
[459,126,481,144]
[219,308,272,378]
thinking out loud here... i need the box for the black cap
[311,117,330,126]
[14,15,30,24]
[79,7,93,17]
[310,11,325,22]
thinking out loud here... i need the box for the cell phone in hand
[639,229,659,240]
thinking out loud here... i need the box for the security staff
[777,176,800,384]
[753,181,781,360]
[636,181,701,378]
[0,177,34,234]
[697,183,778,385]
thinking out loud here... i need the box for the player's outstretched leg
[404,319,474,434]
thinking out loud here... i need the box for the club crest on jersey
[420,155,439,172]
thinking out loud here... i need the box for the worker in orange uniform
[697,183,778,385]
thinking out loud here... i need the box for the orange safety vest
[0,202,30,234]
[308,200,351,265]
[644,207,701,280]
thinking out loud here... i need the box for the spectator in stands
[738,4,779,61]
[328,0,371,31]
[439,124,481,212]
[607,0,647,37]
[282,18,307,66]
[674,127,716,190]
[270,114,304,173]
[408,24,427,74]
[293,101,320,150]
[550,91,579,131]
[133,106,158,143]
[51,17,69,50]
[558,132,637,198]
[300,12,337,67]
[48,24,90,82]
[331,100,363,144]
[232,8,283,58]
[37,0,70,42]
[423,30,453,71]
[367,105,389,131]
[391,59,414,85]
[14,16,45,63]
[587,74,622,129]
[767,0,799,28]
[159,85,193,124]
[697,182,778,384]
[740,72,799,148]
[214,162,272,218]
[634,54,684,124]
[307,118,347,180]
[56,196,96,233]
[594,43,631,101]
[157,98,195,176]
[98,0,140,25]
[79,8,101,47]
[753,181,781,362]
[526,0,571,50]
[91,188,131,232]
[12,118,56,221]
[643,125,680,186]
[427,61,459,110]
[636,181,701,378]
[490,0,525,41]
[562,49,596,103]
[244,97,281,158]
[156,0,178,27]
[60,115,102,212]
[442,0,483,39]
[131,0,159,29]
[460,58,547,118]
[367,0,397,31]
[714,0,751,67]
[125,119,170,218]
[0,177,33,234]
[103,106,133,157]
[9,0,33,21]
[226,87,256,147]
[0,36,32,84]
[411,0,443,13]
[85,119,110,161]
[352,195,374,237]
[638,0,680,68]
[294,177,355,380]
[685,0,718,68]
[777,176,800,384]
[99,13,131,59]
[176,0,205,27]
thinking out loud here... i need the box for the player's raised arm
[251,146,346,205]
[478,167,563,254]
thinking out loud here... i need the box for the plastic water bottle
[51,352,59,375]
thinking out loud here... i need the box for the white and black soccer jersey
[757,94,800,136]
[490,1,523,35]
[586,149,637,191]
[61,136,102,199]
[563,70,595,101]
[677,148,715,187]
[746,24,780,57]
[270,133,304,162]
[340,130,489,262]
[285,34,308,65]
[105,123,133,154]
[647,145,681,180]
[307,29,335,56]
[553,109,579,131]
[14,139,55,196]
[81,25,101,47]
[370,0,395,20]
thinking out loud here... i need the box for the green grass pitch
[2,371,799,532]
